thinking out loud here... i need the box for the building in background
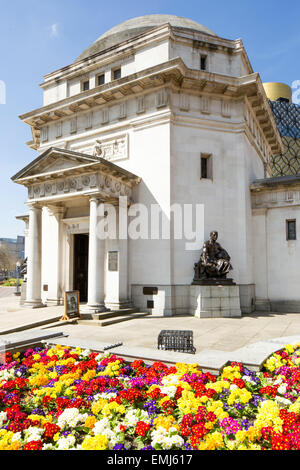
[0,236,25,279]
[263,82,300,176]
[0,236,25,261]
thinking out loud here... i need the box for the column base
[104,300,132,311]
[24,300,46,309]
[46,298,64,306]
[80,304,108,314]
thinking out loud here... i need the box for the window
[82,80,90,91]
[113,68,121,80]
[97,74,105,86]
[200,154,212,179]
[286,219,297,240]
[200,55,207,71]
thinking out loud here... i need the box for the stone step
[77,312,150,327]
[40,319,78,330]
[91,308,139,321]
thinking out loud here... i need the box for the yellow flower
[85,416,97,429]
[246,426,261,442]
[153,416,175,431]
[91,399,108,415]
[253,400,282,432]
[116,405,126,415]
[205,422,214,430]
[81,435,108,451]
[236,430,247,442]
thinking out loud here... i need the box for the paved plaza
[1,287,300,353]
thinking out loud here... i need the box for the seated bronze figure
[193,231,233,282]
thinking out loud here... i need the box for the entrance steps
[77,308,150,327]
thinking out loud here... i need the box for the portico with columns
[12,147,140,312]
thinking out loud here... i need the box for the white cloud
[50,23,59,38]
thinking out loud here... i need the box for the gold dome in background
[263,82,292,103]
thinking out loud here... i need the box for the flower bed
[0,343,300,450]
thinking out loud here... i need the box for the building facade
[12,14,299,315]
[0,236,25,261]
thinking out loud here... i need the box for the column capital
[47,204,65,217]
[26,202,43,211]
[89,196,104,204]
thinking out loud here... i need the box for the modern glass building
[264,82,300,176]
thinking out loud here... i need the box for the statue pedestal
[190,284,241,318]
[192,278,236,286]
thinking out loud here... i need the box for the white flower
[278,384,287,395]
[161,375,180,387]
[24,426,44,443]
[57,408,82,429]
[11,432,22,442]
[275,396,291,406]
[0,369,16,381]
[57,435,76,450]
[98,392,117,400]
[160,385,177,398]
[93,417,110,435]
[42,443,54,450]
[95,353,104,362]
[80,349,91,358]
[0,412,7,427]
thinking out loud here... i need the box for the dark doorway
[73,234,89,302]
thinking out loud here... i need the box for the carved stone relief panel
[91,134,128,162]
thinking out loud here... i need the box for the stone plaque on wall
[108,251,119,272]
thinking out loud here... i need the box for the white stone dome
[77,14,217,61]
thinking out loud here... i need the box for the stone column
[85,197,106,312]
[105,196,131,310]
[25,203,43,308]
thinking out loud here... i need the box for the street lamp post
[14,262,21,296]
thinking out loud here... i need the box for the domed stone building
[12,15,299,318]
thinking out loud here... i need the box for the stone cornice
[251,175,300,192]
[251,175,300,209]
[19,58,283,155]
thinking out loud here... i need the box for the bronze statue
[193,231,233,283]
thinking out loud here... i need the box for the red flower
[233,378,245,389]
[42,395,53,407]
[24,440,43,451]
[43,422,61,440]
[135,421,150,437]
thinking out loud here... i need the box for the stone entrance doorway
[73,234,89,302]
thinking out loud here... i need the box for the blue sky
[0,0,300,237]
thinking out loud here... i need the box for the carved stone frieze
[28,170,132,201]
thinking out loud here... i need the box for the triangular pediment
[12,147,98,181]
